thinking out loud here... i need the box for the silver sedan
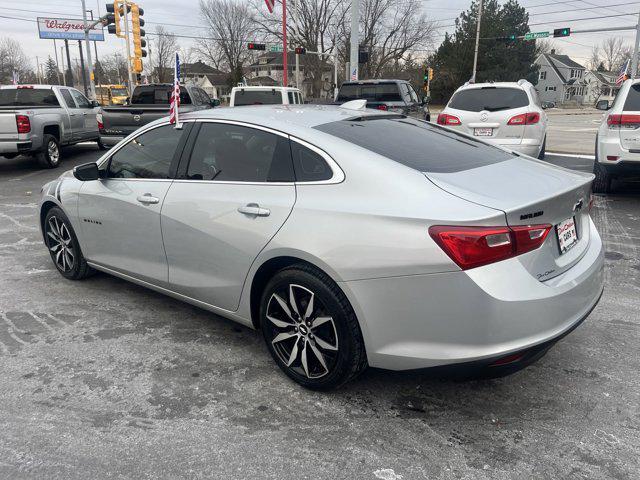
[39,104,604,389]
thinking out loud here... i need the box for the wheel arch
[43,124,61,142]
[40,200,60,240]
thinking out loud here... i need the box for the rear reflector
[437,113,461,126]
[490,351,526,366]
[429,224,552,270]
[606,155,619,161]
[607,114,640,127]
[16,115,31,134]
[507,112,540,125]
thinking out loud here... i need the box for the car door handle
[237,204,270,217]
[137,194,160,205]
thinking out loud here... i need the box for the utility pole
[122,0,135,91]
[88,9,101,88]
[59,45,67,85]
[349,0,359,81]
[293,0,300,89]
[78,41,88,95]
[64,40,73,87]
[81,0,96,99]
[282,0,288,86]
[53,40,62,85]
[471,0,483,82]
[632,10,640,78]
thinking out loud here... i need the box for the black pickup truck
[335,79,430,121]
[98,83,218,146]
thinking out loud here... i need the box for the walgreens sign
[37,17,105,41]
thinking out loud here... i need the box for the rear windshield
[623,83,640,111]
[314,117,512,173]
[130,86,191,105]
[0,88,60,107]
[337,83,402,102]
[234,90,282,106]
[449,87,529,112]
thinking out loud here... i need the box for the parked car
[230,86,304,106]
[594,79,640,193]
[39,104,603,389]
[0,85,102,168]
[98,83,216,146]
[438,80,548,159]
[335,79,430,121]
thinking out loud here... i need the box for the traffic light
[248,42,266,50]
[428,68,434,81]
[131,3,146,74]
[105,2,121,37]
[553,27,570,38]
[497,34,517,42]
[358,50,369,64]
[294,47,306,55]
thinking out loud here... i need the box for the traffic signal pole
[349,0,359,81]
[471,0,483,82]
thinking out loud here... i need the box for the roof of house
[249,52,331,69]
[547,53,585,70]
[540,53,586,85]
[246,75,279,86]
[203,73,230,86]
[591,71,617,85]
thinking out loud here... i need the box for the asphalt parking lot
[0,144,639,479]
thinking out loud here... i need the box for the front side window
[185,123,294,182]
[70,89,91,108]
[449,87,529,112]
[107,124,184,179]
[60,89,76,108]
[407,84,419,103]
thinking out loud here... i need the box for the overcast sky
[1,0,637,73]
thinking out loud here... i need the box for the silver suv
[438,80,548,159]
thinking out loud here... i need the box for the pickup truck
[0,85,102,168]
[335,79,430,121]
[98,83,217,146]
[230,86,304,106]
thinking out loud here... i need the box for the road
[546,109,604,156]
[0,146,639,479]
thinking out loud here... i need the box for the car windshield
[0,88,60,107]
[337,83,403,102]
[111,88,128,96]
[234,90,282,106]
[314,116,512,173]
[449,87,529,112]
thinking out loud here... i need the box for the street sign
[37,17,105,41]
[269,45,284,52]
[524,31,549,40]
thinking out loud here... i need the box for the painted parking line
[547,152,595,160]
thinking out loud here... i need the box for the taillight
[507,112,540,125]
[588,193,594,212]
[607,114,640,128]
[376,104,388,111]
[429,224,551,270]
[97,112,104,130]
[16,115,31,134]
[437,113,461,126]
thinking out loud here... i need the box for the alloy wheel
[265,284,339,379]
[48,140,60,165]
[46,216,74,272]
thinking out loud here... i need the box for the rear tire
[593,138,611,194]
[259,264,367,390]
[537,137,546,159]
[44,207,95,280]
[36,134,61,168]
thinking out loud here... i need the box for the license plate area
[556,216,578,254]
[474,127,493,137]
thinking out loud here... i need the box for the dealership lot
[0,144,639,479]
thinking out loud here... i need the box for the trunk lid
[0,111,19,141]
[425,156,594,280]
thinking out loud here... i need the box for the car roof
[232,86,301,92]
[456,81,530,91]
[179,104,395,129]
[342,79,407,85]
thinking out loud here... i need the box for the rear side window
[314,117,512,174]
[130,86,191,105]
[0,88,60,107]
[288,91,295,104]
[449,87,529,112]
[234,90,282,106]
[290,142,333,182]
[623,84,640,111]
[60,89,76,108]
[337,83,402,102]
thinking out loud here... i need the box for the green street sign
[525,31,550,40]
[269,45,284,52]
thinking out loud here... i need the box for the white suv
[230,86,304,107]
[437,80,548,158]
[594,79,640,193]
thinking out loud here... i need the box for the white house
[584,70,619,105]
[534,51,587,105]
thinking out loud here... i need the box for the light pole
[471,0,483,82]
[349,0,359,81]
[81,0,96,99]
[631,10,640,78]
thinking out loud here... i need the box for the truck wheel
[37,134,61,168]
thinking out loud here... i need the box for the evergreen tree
[429,0,539,103]
[44,56,59,85]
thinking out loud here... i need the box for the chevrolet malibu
[39,103,604,389]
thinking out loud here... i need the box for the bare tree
[199,0,255,85]
[0,37,32,84]
[600,37,627,71]
[99,53,128,85]
[149,26,178,83]
[536,39,560,57]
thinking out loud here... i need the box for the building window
[546,86,556,92]
[539,70,547,80]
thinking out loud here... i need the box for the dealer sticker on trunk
[557,217,578,254]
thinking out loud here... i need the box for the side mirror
[73,162,99,181]
[211,98,221,107]
[91,100,100,108]
[596,100,609,111]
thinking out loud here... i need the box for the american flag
[616,59,629,86]
[169,52,181,126]
[264,0,274,13]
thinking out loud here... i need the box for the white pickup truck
[0,85,103,168]
[230,86,304,106]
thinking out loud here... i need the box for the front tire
[44,207,94,280]
[37,134,61,168]
[259,264,367,390]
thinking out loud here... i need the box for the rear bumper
[341,217,604,371]
[0,140,34,155]
[597,133,640,173]
[99,134,126,147]
[503,142,541,158]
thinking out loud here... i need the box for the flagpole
[282,0,288,87]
